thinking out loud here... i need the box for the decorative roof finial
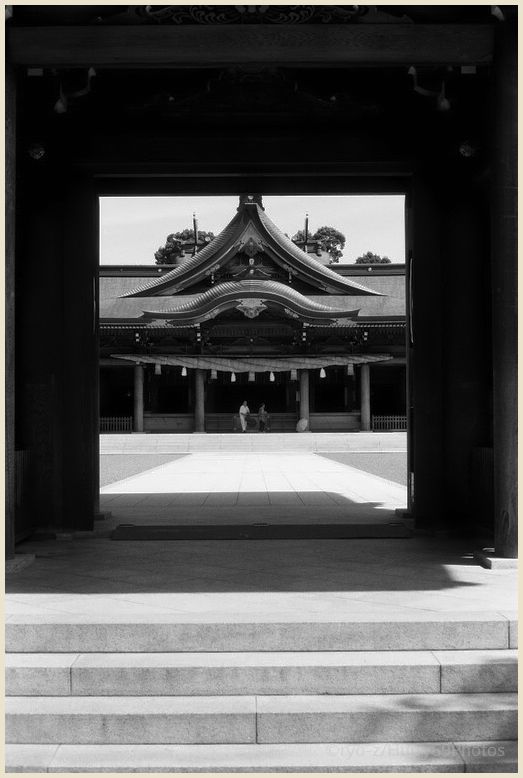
[238,194,264,210]
[192,212,199,255]
[304,213,309,252]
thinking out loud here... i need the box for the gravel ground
[100,454,186,487]
[318,452,408,486]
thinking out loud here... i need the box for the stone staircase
[100,431,407,454]
[5,613,517,772]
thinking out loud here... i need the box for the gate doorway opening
[99,192,409,536]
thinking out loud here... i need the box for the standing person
[258,403,268,432]
[239,400,250,432]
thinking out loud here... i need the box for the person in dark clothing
[258,403,269,432]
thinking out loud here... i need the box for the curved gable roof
[123,196,381,298]
[140,279,360,325]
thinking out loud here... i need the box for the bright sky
[99,195,405,265]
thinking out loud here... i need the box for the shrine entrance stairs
[6,611,517,772]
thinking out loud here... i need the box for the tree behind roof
[292,225,346,262]
[155,229,215,264]
[355,251,392,264]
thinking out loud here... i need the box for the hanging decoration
[181,366,187,377]
[248,371,255,382]
[54,67,96,114]
[155,363,162,376]
[269,372,275,382]
[210,369,218,380]
[112,354,393,372]
[320,368,327,379]
[347,364,354,376]
[408,66,451,112]
[290,369,298,381]
[231,372,236,382]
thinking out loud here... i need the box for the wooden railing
[100,416,133,433]
[309,412,360,432]
[100,414,407,433]
[371,414,407,431]
[206,413,297,433]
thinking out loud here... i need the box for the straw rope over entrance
[111,354,392,372]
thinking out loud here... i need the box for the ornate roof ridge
[123,196,381,298]
[141,279,359,318]
[123,210,243,297]
[256,206,380,295]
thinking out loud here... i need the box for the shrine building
[100,195,406,433]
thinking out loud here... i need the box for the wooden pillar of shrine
[491,19,517,557]
[5,62,16,558]
[360,364,371,431]
[299,369,310,425]
[194,368,206,432]
[61,175,100,531]
[133,365,144,433]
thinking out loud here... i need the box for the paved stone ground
[101,452,408,488]
[99,452,407,526]
[7,536,517,620]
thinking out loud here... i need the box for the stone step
[256,693,517,744]
[6,693,517,745]
[6,612,514,653]
[5,740,518,773]
[99,432,407,454]
[5,650,517,697]
[433,649,518,694]
[6,695,256,745]
[110,523,412,540]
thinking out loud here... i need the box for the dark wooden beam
[7,24,493,68]
[5,62,16,559]
[62,176,100,531]
[410,174,444,531]
[491,20,517,558]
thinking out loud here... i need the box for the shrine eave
[138,279,361,326]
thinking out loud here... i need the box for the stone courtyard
[99,432,408,529]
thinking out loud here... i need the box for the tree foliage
[292,229,306,243]
[355,251,392,264]
[314,226,346,262]
[155,229,215,264]
[292,225,346,262]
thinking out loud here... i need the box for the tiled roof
[256,205,377,295]
[100,274,405,320]
[120,198,380,297]
[122,215,241,296]
[138,279,360,324]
